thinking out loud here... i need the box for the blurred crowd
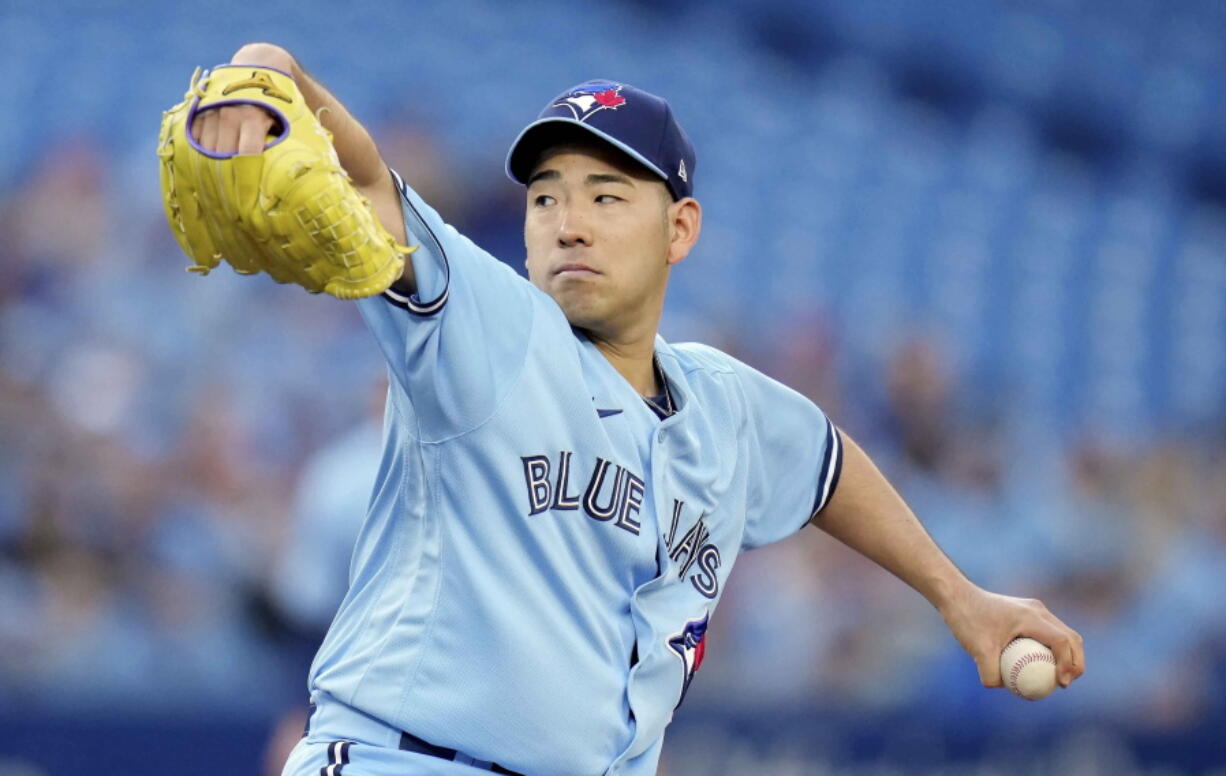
[698,332,1226,732]
[0,125,520,718]
[1,123,1223,740]
[2,7,1226,776]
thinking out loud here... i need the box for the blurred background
[1,0,1224,774]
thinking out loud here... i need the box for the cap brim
[505,117,668,187]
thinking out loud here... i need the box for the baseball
[1000,637,1057,700]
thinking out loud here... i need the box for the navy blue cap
[505,80,696,201]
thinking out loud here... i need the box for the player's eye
[595,194,622,204]
[534,194,556,207]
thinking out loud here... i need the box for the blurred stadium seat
[1,1,1223,774]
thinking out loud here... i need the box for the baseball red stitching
[1008,650,1055,689]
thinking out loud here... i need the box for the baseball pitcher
[159,43,1085,776]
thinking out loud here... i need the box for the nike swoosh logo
[597,408,623,418]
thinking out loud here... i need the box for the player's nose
[556,205,593,248]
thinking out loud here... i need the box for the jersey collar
[651,335,689,419]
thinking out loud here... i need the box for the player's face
[523,144,685,337]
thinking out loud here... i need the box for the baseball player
[184,43,1085,776]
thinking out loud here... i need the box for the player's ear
[666,196,701,267]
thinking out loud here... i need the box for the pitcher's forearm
[811,431,972,611]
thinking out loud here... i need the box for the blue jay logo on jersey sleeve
[553,81,627,122]
[667,613,709,708]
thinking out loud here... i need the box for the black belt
[398,730,523,775]
[303,703,523,775]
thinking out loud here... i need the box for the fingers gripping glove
[157,65,415,299]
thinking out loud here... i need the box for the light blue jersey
[294,170,844,776]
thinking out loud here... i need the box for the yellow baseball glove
[157,65,413,299]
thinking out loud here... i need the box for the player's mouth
[554,263,601,277]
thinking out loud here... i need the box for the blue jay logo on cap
[554,81,627,123]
